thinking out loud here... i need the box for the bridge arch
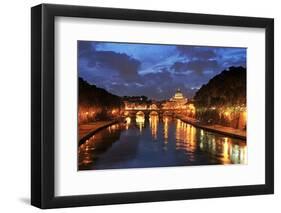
[136,111,145,116]
[149,111,159,116]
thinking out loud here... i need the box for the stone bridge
[124,108,183,117]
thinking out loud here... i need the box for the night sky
[78,41,246,100]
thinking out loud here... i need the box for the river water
[78,114,247,170]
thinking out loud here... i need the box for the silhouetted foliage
[79,78,124,122]
[194,66,246,108]
[193,67,246,129]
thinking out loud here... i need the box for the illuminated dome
[163,88,188,110]
[173,88,184,100]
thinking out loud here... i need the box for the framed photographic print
[31,4,274,209]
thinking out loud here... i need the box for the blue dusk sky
[78,41,246,100]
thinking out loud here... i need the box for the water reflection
[163,116,169,143]
[136,114,145,132]
[79,123,122,168]
[79,116,247,170]
[149,114,159,140]
[125,117,131,130]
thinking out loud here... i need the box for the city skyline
[78,41,246,100]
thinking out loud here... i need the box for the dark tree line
[194,66,246,108]
[79,78,124,122]
[193,66,246,129]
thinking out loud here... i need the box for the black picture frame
[31,3,274,209]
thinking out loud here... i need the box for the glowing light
[149,115,159,140]
[190,126,196,150]
[136,111,145,116]
[243,111,247,120]
[163,116,168,142]
[223,137,229,164]
[136,114,145,132]
[125,117,131,130]
[150,104,158,110]
[175,119,181,142]
[125,117,131,124]
[149,111,158,116]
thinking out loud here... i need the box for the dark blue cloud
[78,41,246,100]
[87,50,141,81]
[177,46,217,60]
[171,59,219,75]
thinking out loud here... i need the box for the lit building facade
[162,89,188,110]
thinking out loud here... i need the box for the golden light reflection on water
[149,115,159,140]
[136,114,145,132]
[223,138,229,163]
[107,123,120,134]
[125,117,131,130]
[175,119,197,152]
[79,139,94,166]
[79,116,247,169]
[174,119,247,164]
[163,116,169,143]
[190,125,196,149]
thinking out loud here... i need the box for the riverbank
[176,115,246,140]
[79,119,123,146]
